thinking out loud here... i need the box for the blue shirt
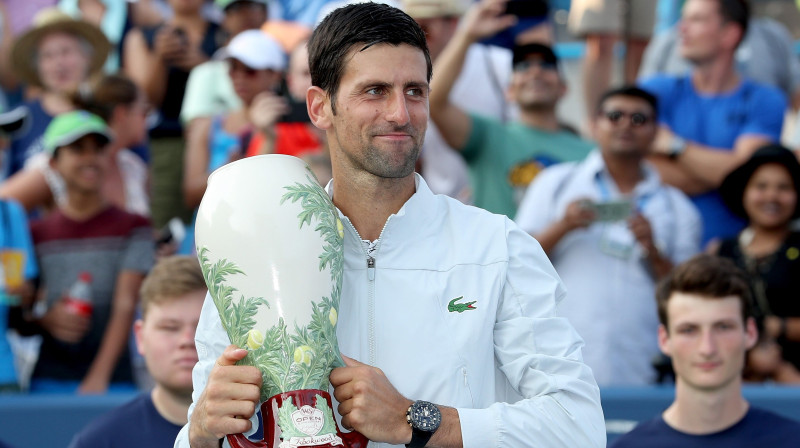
[639,75,787,245]
[68,393,182,448]
[5,100,51,180]
[610,407,800,448]
[0,199,38,385]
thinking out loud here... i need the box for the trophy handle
[339,429,369,448]
[226,433,267,448]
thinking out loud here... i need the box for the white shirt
[175,175,605,448]
[515,150,701,386]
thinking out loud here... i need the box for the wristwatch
[406,400,442,448]
[667,135,687,160]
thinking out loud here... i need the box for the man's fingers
[341,354,365,367]
[218,345,249,367]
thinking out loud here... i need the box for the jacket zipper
[342,215,393,366]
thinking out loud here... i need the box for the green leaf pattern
[198,168,345,403]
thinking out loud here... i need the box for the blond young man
[69,256,207,448]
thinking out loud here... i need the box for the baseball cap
[220,30,287,71]
[215,0,268,11]
[0,105,29,137]
[512,43,558,69]
[402,0,470,18]
[43,111,112,156]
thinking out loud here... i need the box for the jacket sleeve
[174,293,260,448]
[456,221,606,447]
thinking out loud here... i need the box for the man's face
[135,290,206,396]
[507,54,564,110]
[659,292,757,393]
[222,2,268,36]
[228,58,281,104]
[313,43,428,180]
[50,135,109,195]
[679,0,731,64]
[593,95,657,159]
[37,32,91,93]
[414,17,458,60]
[287,44,312,102]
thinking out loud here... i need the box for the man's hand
[249,92,289,136]
[460,0,517,43]
[153,26,186,64]
[39,300,90,344]
[628,213,656,253]
[189,345,263,448]
[561,199,596,232]
[330,355,413,445]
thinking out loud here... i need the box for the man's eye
[406,88,423,96]
[366,87,384,95]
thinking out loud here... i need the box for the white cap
[222,30,287,71]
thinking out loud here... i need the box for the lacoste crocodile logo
[448,296,477,313]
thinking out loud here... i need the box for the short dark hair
[655,254,753,331]
[715,0,750,46]
[596,86,658,120]
[308,2,432,114]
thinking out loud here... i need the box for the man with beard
[69,256,207,448]
[175,3,604,448]
[639,0,786,246]
[429,0,592,218]
[516,86,701,386]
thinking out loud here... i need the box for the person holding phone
[516,86,701,386]
[429,0,593,219]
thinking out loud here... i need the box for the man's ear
[133,319,145,356]
[658,324,672,357]
[745,317,758,350]
[307,86,332,131]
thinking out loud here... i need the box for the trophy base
[227,389,369,448]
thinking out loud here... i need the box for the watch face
[409,401,442,432]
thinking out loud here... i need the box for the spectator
[516,86,701,386]
[5,8,110,180]
[180,0,269,128]
[0,106,38,393]
[175,3,605,447]
[69,256,206,447]
[58,0,130,72]
[610,254,800,447]
[16,111,154,393]
[639,0,786,246]
[713,144,800,383]
[0,74,151,217]
[181,30,286,255]
[403,0,512,204]
[569,0,657,124]
[430,0,593,218]
[123,0,222,229]
[639,16,800,109]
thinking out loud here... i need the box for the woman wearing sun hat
[714,143,800,383]
[4,8,109,180]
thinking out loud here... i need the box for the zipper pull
[463,367,468,386]
[367,257,375,281]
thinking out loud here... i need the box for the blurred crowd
[1,0,800,445]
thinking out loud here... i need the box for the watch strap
[406,428,434,448]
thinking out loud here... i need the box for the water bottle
[63,272,93,317]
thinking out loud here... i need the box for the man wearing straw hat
[4,8,109,180]
[177,3,604,448]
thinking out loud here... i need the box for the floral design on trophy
[195,156,366,448]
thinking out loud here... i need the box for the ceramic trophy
[195,155,367,448]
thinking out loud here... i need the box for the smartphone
[172,27,188,47]
[587,200,634,222]
[481,0,549,49]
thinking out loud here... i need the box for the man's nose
[386,91,411,126]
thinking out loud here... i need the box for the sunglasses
[601,110,652,127]
[513,59,557,73]
[228,60,259,77]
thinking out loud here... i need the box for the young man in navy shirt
[611,254,800,447]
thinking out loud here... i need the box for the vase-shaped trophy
[195,155,367,448]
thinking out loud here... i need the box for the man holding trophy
[176,2,605,448]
